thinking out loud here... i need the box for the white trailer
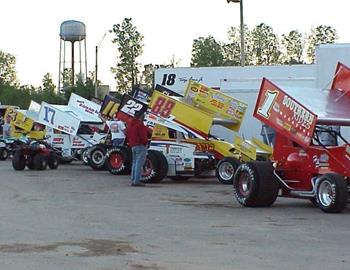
[154,43,350,141]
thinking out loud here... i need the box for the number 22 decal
[257,90,278,119]
[120,100,143,116]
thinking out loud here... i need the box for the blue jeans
[131,145,147,184]
[112,138,125,147]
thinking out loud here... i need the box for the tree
[223,26,241,66]
[306,25,338,63]
[191,36,224,67]
[63,75,94,101]
[250,23,281,65]
[37,73,65,104]
[111,18,144,93]
[0,50,18,86]
[281,30,304,64]
[140,64,155,90]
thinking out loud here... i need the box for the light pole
[227,0,245,66]
[95,32,107,98]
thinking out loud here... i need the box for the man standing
[125,111,149,187]
[107,115,126,146]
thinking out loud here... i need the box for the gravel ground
[0,161,349,270]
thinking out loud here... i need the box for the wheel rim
[318,180,334,207]
[82,151,89,163]
[109,153,123,169]
[142,158,153,177]
[238,172,252,196]
[219,162,235,181]
[92,150,104,165]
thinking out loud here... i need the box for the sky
[1,0,350,90]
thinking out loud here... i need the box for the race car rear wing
[149,90,214,139]
[184,80,248,132]
[254,62,350,148]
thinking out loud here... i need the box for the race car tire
[142,150,168,183]
[81,147,90,165]
[26,156,35,170]
[233,161,279,207]
[316,173,348,213]
[48,153,59,169]
[0,148,9,160]
[88,145,107,170]
[12,151,26,170]
[216,157,241,185]
[106,146,131,175]
[34,154,48,170]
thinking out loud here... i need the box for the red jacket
[126,118,149,147]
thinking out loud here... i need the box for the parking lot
[0,160,349,270]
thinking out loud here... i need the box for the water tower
[58,20,87,90]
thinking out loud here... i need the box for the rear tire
[12,151,26,170]
[316,173,348,213]
[142,150,168,183]
[233,161,279,207]
[216,157,240,185]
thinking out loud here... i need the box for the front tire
[48,153,59,169]
[106,146,131,175]
[316,173,348,213]
[216,157,240,185]
[0,148,9,160]
[88,145,107,170]
[233,161,279,207]
[34,154,48,170]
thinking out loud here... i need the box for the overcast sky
[1,0,349,89]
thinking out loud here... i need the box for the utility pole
[95,32,107,97]
[227,0,245,66]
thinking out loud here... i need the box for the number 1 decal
[257,90,278,119]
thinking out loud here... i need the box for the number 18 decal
[257,90,278,119]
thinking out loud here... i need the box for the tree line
[0,18,337,108]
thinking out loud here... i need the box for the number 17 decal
[257,90,278,119]
[43,106,56,124]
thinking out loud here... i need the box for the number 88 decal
[151,96,175,118]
